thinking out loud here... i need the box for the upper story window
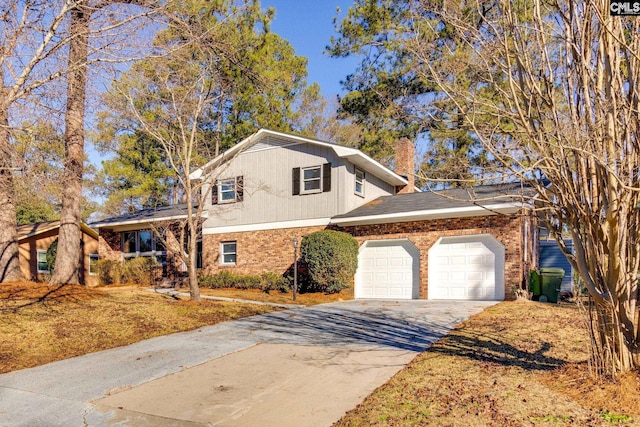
[292,163,331,196]
[355,168,365,197]
[302,166,322,194]
[212,176,244,205]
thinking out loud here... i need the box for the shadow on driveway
[234,300,494,352]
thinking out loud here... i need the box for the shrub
[259,272,291,293]
[95,259,123,285]
[95,257,155,286]
[300,230,358,294]
[122,257,155,286]
[198,271,291,293]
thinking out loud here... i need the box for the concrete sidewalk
[0,299,496,426]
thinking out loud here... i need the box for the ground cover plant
[334,301,640,426]
[0,281,278,374]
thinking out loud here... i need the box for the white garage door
[428,234,505,300]
[355,239,419,299]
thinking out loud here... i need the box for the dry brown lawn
[335,300,640,426]
[4,282,639,425]
[197,286,354,305]
[0,281,280,374]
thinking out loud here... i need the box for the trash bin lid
[539,267,565,276]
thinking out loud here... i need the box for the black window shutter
[292,167,300,195]
[236,175,244,202]
[211,181,218,205]
[322,163,331,192]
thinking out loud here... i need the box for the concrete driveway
[0,299,496,426]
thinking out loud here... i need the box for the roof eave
[190,129,409,188]
[331,203,525,226]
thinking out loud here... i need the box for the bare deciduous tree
[410,0,640,376]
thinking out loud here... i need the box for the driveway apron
[0,299,496,426]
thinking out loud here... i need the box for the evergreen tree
[328,0,498,185]
[97,0,314,214]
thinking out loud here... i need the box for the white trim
[300,165,322,195]
[89,254,99,276]
[220,241,237,265]
[218,178,238,203]
[203,218,331,235]
[190,128,409,187]
[331,203,524,226]
[36,249,49,273]
[354,168,365,197]
[93,212,208,230]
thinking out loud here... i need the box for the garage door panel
[355,240,418,300]
[428,234,505,301]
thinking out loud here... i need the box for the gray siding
[203,137,395,229]
[539,239,574,292]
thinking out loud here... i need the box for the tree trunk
[187,221,200,302]
[51,0,89,285]
[0,106,24,282]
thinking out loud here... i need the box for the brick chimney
[395,138,415,194]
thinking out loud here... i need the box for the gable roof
[90,204,195,229]
[331,182,534,226]
[190,128,411,188]
[16,221,98,241]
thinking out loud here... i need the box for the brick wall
[100,212,534,300]
[202,225,327,276]
[98,230,121,261]
[337,213,529,300]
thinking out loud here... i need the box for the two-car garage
[354,234,505,301]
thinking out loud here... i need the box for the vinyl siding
[203,136,395,230]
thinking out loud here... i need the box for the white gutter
[331,203,525,226]
[93,212,208,229]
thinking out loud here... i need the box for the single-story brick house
[92,129,537,300]
[17,221,100,286]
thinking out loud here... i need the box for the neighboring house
[538,232,575,293]
[17,221,100,286]
[93,129,536,300]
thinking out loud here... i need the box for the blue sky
[264,0,359,101]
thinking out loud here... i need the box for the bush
[300,230,358,294]
[198,271,291,293]
[259,272,291,293]
[95,259,122,285]
[95,257,156,286]
[122,257,155,286]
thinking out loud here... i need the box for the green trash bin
[539,267,565,303]
[529,270,541,297]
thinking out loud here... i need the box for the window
[221,241,237,265]
[302,166,322,194]
[292,163,331,195]
[37,250,49,273]
[138,230,152,252]
[89,254,99,275]
[121,230,166,259]
[212,176,244,204]
[355,168,365,197]
[122,231,136,253]
[219,178,237,203]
